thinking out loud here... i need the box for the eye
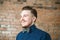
[24,15,28,17]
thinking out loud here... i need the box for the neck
[23,22,35,28]
[22,23,35,32]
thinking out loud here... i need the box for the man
[16,6,51,40]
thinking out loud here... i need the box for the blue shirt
[16,24,51,40]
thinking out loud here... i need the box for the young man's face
[20,10,36,28]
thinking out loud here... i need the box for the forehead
[20,10,32,16]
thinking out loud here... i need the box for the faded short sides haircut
[22,6,37,18]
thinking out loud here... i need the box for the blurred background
[0,0,60,40]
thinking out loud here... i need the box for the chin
[21,24,30,28]
[21,25,28,28]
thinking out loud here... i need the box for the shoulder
[34,27,46,34]
[35,28,51,39]
[34,27,50,37]
[16,31,22,37]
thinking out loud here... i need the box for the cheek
[25,17,32,23]
[26,17,32,21]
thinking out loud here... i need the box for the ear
[32,17,36,22]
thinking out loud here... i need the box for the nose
[20,16,24,21]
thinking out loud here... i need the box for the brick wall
[0,0,60,40]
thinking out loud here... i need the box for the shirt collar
[22,24,36,33]
[22,27,30,33]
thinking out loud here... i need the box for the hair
[22,6,37,18]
